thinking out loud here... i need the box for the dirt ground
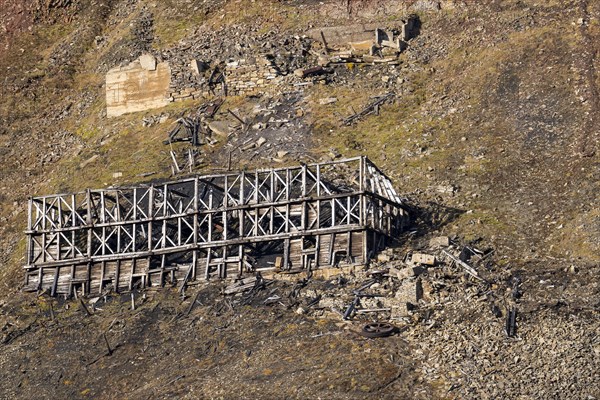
[1,0,600,399]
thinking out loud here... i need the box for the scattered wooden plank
[170,150,181,174]
[227,109,246,126]
[320,30,330,54]
[342,92,395,125]
[356,308,391,313]
[79,298,92,316]
[224,277,258,295]
[103,333,113,356]
[441,250,485,282]
[185,291,201,316]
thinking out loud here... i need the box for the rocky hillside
[0,1,599,399]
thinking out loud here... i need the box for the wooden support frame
[23,157,409,295]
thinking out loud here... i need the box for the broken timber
[342,92,395,126]
[23,157,408,297]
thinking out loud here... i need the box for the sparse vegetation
[1,1,600,399]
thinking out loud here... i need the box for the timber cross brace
[23,157,409,297]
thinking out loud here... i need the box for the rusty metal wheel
[359,322,397,338]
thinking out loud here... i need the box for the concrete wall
[105,55,171,117]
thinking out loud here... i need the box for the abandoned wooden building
[23,157,409,297]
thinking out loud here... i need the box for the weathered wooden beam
[25,158,408,297]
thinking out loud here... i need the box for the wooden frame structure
[23,157,408,296]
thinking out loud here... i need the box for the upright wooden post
[26,197,32,266]
[283,239,290,271]
[205,248,212,280]
[192,250,197,281]
[114,260,121,293]
[86,190,92,260]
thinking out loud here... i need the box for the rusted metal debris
[294,66,326,79]
[359,322,397,338]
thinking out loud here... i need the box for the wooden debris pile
[216,234,506,330]
[342,92,395,125]
[163,98,224,174]
[157,15,420,102]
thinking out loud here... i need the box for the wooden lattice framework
[23,157,408,296]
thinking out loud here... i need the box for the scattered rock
[318,97,338,105]
[208,121,230,137]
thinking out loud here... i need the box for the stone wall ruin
[103,15,419,117]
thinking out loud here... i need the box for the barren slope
[0,1,599,399]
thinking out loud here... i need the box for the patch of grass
[45,98,213,195]
[307,70,464,188]
[49,123,168,193]
[154,11,208,48]
[1,233,28,290]
[449,210,512,243]
[204,0,316,34]
[549,208,600,262]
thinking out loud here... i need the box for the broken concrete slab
[208,121,230,137]
[381,39,399,49]
[307,23,380,47]
[397,278,423,303]
[350,40,375,52]
[429,236,450,248]
[318,97,338,105]
[256,137,267,148]
[411,253,436,266]
[390,265,426,280]
[139,53,157,71]
[386,278,423,318]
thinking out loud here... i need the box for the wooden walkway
[23,157,408,296]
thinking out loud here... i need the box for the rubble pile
[219,235,496,323]
[220,234,600,399]
[148,16,421,103]
[222,91,313,165]
[296,236,496,322]
[156,27,314,101]
[163,91,313,173]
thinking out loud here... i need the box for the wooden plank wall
[24,230,368,296]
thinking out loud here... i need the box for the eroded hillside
[1,1,599,399]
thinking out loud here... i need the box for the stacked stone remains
[104,16,420,115]
[225,56,282,96]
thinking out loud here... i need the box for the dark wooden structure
[23,157,408,296]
